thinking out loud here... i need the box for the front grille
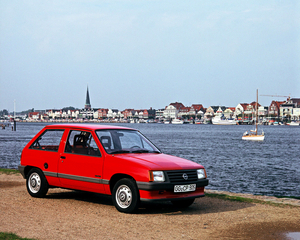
[165,170,198,183]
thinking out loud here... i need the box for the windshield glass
[96,129,160,154]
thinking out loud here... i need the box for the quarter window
[29,129,64,152]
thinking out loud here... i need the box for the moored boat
[212,115,237,125]
[287,122,300,126]
[171,118,184,124]
[242,89,265,141]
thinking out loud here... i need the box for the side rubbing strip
[58,173,102,184]
[43,171,58,178]
[43,171,109,185]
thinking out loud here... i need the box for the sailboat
[242,89,265,141]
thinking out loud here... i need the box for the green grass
[206,193,261,203]
[0,168,19,174]
[274,195,300,200]
[0,232,34,240]
[206,193,299,208]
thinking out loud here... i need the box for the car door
[26,128,65,187]
[58,129,105,193]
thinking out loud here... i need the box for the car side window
[29,129,64,152]
[64,130,101,157]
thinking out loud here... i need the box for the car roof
[44,124,136,131]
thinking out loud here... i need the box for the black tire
[26,168,49,198]
[171,198,195,208]
[112,178,140,213]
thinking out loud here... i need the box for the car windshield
[96,129,161,154]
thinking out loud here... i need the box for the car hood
[112,153,203,170]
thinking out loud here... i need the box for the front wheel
[26,168,49,198]
[112,178,140,213]
[171,198,195,208]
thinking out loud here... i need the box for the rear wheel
[171,198,195,208]
[112,178,140,213]
[26,168,49,198]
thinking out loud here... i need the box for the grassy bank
[206,192,300,208]
[0,168,19,174]
[0,232,34,240]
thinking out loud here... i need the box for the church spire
[85,86,91,109]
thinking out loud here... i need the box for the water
[0,122,299,197]
[286,232,300,240]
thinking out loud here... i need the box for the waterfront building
[122,109,135,119]
[204,106,215,119]
[98,109,108,119]
[292,107,300,121]
[235,103,248,117]
[80,108,97,119]
[163,102,185,119]
[269,101,285,120]
[155,109,164,120]
[28,112,41,121]
[280,98,300,121]
[45,109,62,120]
[163,105,178,119]
[223,107,235,119]
[107,109,120,119]
[69,109,80,119]
[147,108,156,119]
[242,102,260,120]
[178,107,190,119]
[176,104,204,120]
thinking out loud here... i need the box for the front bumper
[136,178,209,191]
[136,179,209,202]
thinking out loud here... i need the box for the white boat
[171,119,184,124]
[242,130,265,141]
[287,122,299,126]
[212,115,237,125]
[242,89,265,141]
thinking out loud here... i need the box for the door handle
[60,156,66,159]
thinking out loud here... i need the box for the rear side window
[29,129,64,152]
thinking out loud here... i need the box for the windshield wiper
[130,149,150,153]
[109,150,131,154]
[150,150,161,153]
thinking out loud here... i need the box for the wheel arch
[23,165,38,178]
[109,173,136,193]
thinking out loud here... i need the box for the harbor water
[0,122,299,197]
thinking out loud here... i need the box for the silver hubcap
[116,185,132,209]
[28,173,41,193]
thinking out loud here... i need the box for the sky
[0,0,299,112]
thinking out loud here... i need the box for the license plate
[174,184,196,193]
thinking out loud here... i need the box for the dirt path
[0,173,299,240]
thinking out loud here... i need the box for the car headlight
[197,169,206,179]
[149,171,165,182]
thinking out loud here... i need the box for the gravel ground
[0,173,299,240]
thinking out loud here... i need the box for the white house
[163,105,178,119]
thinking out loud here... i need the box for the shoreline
[1,172,299,240]
[1,169,299,207]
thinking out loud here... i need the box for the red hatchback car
[19,124,208,213]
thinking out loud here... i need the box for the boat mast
[255,89,258,135]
